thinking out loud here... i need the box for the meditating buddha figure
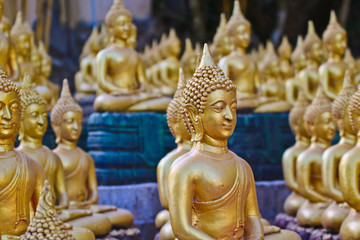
[343,48,360,87]
[168,44,300,240]
[51,79,134,231]
[210,13,231,63]
[299,21,324,101]
[127,23,137,49]
[278,36,294,81]
[319,11,348,100]
[0,68,45,237]
[339,85,360,240]
[180,38,197,82]
[94,0,169,112]
[146,39,163,93]
[296,86,335,227]
[282,90,310,217]
[321,70,355,233]
[219,0,259,109]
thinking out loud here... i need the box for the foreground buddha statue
[338,85,360,239]
[94,0,168,112]
[0,69,45,237]
[321,70,355,233]
[180,38,197,82]
[51,79,134,230]
[299,21,324,101]
[278,36,294,81]
[168,44,300,240]
[319,11,348,100]
[210,13,231,63]
[282,90,310,217]
[296,86,335,227]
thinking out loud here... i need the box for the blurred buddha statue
[147,39,163,93]
[344,48,360,87]
[278,36,294,81]
[319,11,347,100]
[321,71,355,233]
[0,68,45,237]
[299,21,324,101]
[282,90,310,216]
[127,23,137,49]
[296,86,335,227]
[180,38,197,82]
[94,0,168,112]
[285,36,307,106]
[254,41,292,112]
[51,79,134,230]
[339,86,360,240]
[210,13,231,62]
[219,0,259,109]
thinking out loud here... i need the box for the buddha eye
[31,112,37,117]
[11,103,19,110]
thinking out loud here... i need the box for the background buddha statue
[299,21,324,101]
[319,11,348,100]
[339,85,360,240]
[296,86,335,227]
[168,44,299,240]
[278,36,294,81]
[180,38,197,82]
[148,35,167,94]
[344,48,360,87]
[210,13,231,63]
[51,79,134,232]
[127,23,137,49]
[0,68,45,236]
[321,70,356,233]
[282,90,310,217]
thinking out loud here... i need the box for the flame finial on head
[323,10,346,44]
[105,0,132,27]
[198,43,216,68]
[278,36,292,57]
[291,36,305,63]
[303,21,321,54]
[10,11,33,42]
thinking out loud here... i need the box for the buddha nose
[37,114,44,125]
[224,106,233,121]
[73,120,78,130]
[2,105,11,120]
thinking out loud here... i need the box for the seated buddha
[339,86,360,240]
[278,36,294,81]
[298,21,324,101]
[168,43,300,240]
[51,79,134,230]
[148,37,166,94]
[94,0,168,112]
[210,13,231,63]
[282,90,310,216]
[16,74,110,237]
[319,11,348,100]
[0,68,45,237]
[321,71,356,233]
[343,48,360,87]
[296,86,335,227]
[180,38,197,82]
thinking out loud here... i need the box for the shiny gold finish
[168,44,300,240]
[211,13,231,62]
[278,36,294,81]
[320,11,347,100]
[180,38,197,82]
[0,69,45,236]
[282,90,310,216]
[344,48,360,86]
[296,86,335,227]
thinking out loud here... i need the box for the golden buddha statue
[168,43,300,240]
[278,36,294,81]
[0,0,10,37]
[180,38,197,82]
[218,0,259,109]
[0,68,45,236]
[127,23,137,49]
[79,27,99,62]
[51,79,134,230]
[210,13,231,63]
[285,36,307,106]
[319,11,348,100]
[94,0,169,112]
[339,85,360,240]
[321,70,355,233]
[344,48,360,87]
[282,90,310,217]
[147,39,165,94]
[298,21,324,101]
[20,181,95,240]
[296,86,335,227]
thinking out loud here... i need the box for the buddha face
[231,24,251,49]
[313,111,336,141]
[41,58,52,78]
[0,23,10,38]
[111,15,132,41]
[293,55,307,72]
[267,60,280,77]
[31,52,42,74]
[329,32,347,56]
[22,103,47,139]
[14,34,32,57]
[0,91,20,140]
[59,111,82,143]
[215,36,231,57]
[309,42,324,63]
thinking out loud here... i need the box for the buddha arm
[55,155,69,209]
[322,149,343,202]
[136,55,148,92]
[319,65,336,100]
[299,71,313,101]
[156,157,170,209]
[85,155,98,205]
[339,153,360,211]
[282,148,298,192]
[168,167,214,240]
[32,159,46,211]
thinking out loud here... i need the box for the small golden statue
[344,48,360,87]
[321,70,355,233]
[319,11,348,100]
[282,90,310,217]
[278,36,294,81]
[168,44,300,240]
[210,13,231,62]
[296,86,335,227]
[180,38,197,82]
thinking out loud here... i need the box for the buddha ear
[51,123,61,144]
[185,104,204,142]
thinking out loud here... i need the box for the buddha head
[166,28,181,58]
[332,70,356,137]
[278,36,292,61]
[226,0,251,50]
[183,44,237,143]
[323,11,347,57]
[349,84,360,136]
[289,90,311,139]
[213,13,231,57]
[344,49,357,74]
[291,36,306,72]
[261,41,280,79]
[0,0,10,38]
[19,73,48,142]
[11,12,33,58]
[51,79,83,144]
[39,42,52,78]
[159,33,168,59]
[105,0,132,42]
[303,21,323,63]
[0,68,21,143]
[180,38,197,80]
[304,85,336,142]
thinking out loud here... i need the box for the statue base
[308,229,340,240]
[97,228,141,240]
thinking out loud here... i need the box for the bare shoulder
[78,147,95,164]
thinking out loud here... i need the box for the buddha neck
[339,130,356,145]
[310,136,331,149]
[0,137,15,152]
[233,46,246,55]
[307,58,319,69]
[328,52,342,63]
[20,135,43,149]
[295,135,310,146]
[58,139,78,150]
[196,135,229,154]
[111,37,127,48]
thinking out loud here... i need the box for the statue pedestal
[88,112,295,185]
